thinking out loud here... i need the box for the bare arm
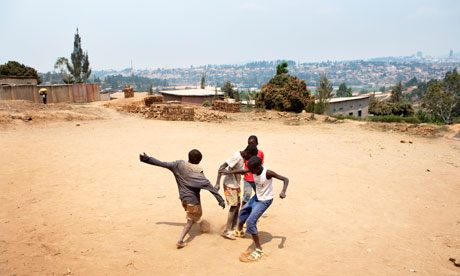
[222,169,249,175]
[266,170,289,199]
[215,162,228,191]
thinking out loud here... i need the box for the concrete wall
[0,77,38,85]
[0,83,100,104]
[182,95,214,105]
[327,97,370,118]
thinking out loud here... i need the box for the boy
[214,144,258,240]
[139,149,225,248]
[227,156,289,261]
[242,136,265,209]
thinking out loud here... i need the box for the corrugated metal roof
[328,95,370,103]
[160,89,223,97]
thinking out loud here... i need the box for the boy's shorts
[224,185,241,207]
[181,201,202,222]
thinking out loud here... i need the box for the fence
[0,83,100,103]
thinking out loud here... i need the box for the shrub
[255,74,311,113]
[331,114,363,121]
[367,115,420,124]
[202,100,211,107]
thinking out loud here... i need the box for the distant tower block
[417,51,423,58]
[449,50,453,59]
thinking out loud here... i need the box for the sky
[1,0,459,72]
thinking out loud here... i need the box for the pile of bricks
[162,105,195,121]
[211,100,240,113]
[144,95,164,106]
[144,104,194,121]
[123,87,134,98]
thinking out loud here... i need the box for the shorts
[242,179,256,203]
[224,185,241,207]
[181,201,202,222]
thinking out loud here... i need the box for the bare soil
[1,99,460,276]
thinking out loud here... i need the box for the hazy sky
[1,0,459,72]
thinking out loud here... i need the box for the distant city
[41,51,460,91]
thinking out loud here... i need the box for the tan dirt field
[1,101,460,276]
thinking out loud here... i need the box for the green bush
[202,100,211,107]
[256,74,311,113]
[367,115,420,124]
[331,114,363,121]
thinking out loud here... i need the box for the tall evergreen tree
[200,74,206,89]
[54,28,91,83]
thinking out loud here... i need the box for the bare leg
[225,205,239,232]
[177,219,194,248]
[231,203,240,230]
[237,222,244,231]
[252,234,262,250]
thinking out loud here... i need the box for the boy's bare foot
[221,231,236,240]
[176,241,187,249]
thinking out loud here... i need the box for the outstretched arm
[215,162,228,191]
[266,170,289,199]
[139,152,176,171]
[222,169,249,175]
[199,178,226,209]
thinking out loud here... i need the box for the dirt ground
[1,100,460,276]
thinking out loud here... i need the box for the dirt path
[1,109,460,276]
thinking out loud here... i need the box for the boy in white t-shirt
[228,156,289,261]
[215,144,258,240]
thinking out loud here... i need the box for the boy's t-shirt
[223,151,244,189]
[142,156,224,206]
[244,149,264,182]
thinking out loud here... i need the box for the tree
[148,84,153,95]
[54,28,91,83]
[234,89,240,102]
[276,62,289,75]
[0,61,41,84]
[315,73,333,114]
[213,87,219,100]
[405,77,418,88]
[390,81,403,103]
[337,82,351,97]
[379,86,386,93]
[256,73,310,113]
[221,81,235,98]
[422,80,458,124]
[200,74,206,89]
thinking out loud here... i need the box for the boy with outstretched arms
[225,156,289,261]
[214,144,258,240]
[139,149,225,248]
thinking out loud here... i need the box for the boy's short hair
[248,135,258,143]
[188,149,202,164]
[247,156,262,170]
[244,144,258,156]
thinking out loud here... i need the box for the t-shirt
[223,151,244,189]
[142,156,224,206]
[244,149,264,182]
[253,167,273,201]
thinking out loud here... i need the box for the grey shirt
[142,156,224,206]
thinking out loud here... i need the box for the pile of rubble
[212,100,240,113]
[123,87,134,98]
